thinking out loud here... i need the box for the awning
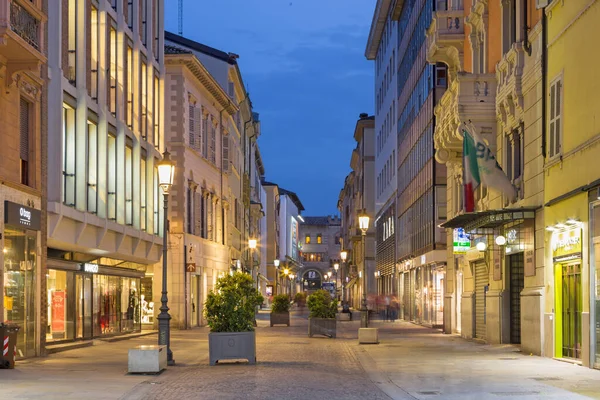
[441,207,538,233]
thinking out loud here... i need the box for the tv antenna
[178,0,183,35]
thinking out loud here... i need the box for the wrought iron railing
[10,1,40,51]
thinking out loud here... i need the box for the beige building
[431,0,544,354]
[0,0,47,358]
[46,0,165,343]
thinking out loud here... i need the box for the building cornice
[166,54,238,115]
[365,0,392,60]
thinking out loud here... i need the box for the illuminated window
[141,153,147,231]
[108,24,117,116]
[87,121,98,213]
[90,7,99,100]
[317,234,322,244]
[141,59,148,139]
[126,45,134,128]
[125,141,133,225]
[62,105,76,207]
[305,235,311,244]
[107,133,117,220]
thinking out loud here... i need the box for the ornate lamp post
[274,259,280,294]
[334,263,339,300]
[157,150,175,365]
[358,209,370,328]
[340,250,347,302]
[283,268,290,295]
[289,273,295,297]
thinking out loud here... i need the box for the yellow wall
[487,0,502,73]
[545,1,600,202]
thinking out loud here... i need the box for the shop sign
[493,250,502,281]
[186,263,196,273]
[524,248,535,276]
[4,201,41,231]
[51,290,66,332]
[453,228,470,254]
[81,263,99,273]
[552,228,582,262]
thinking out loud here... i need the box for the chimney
[359,113,369,119]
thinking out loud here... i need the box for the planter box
[308,317,336,338]
[338,312,351,321]
[270,312,290,327]
[209,331,256,366]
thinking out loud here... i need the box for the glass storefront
[3,226,37,358]
[140,276,154,327]
[590,200,600,367]
[46,267,142,342]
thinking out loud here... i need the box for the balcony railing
[9,1,40,50]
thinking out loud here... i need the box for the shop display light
[495,235,506,246]
[476,242,487,251]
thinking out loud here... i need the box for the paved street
[2,310,600,400]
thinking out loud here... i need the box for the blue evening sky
[165,0,375,216]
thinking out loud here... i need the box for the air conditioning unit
[536,0,549,9]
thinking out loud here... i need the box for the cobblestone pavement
[3,310,600,399]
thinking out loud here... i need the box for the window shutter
[20,98,29,162]
[222,134,229,173]
[210,125,216,164]
[188,104,195,147]
[195,107,202,154]
[194,192,202,236]
[202,117,209,158]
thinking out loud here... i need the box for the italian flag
[462,126,517,212]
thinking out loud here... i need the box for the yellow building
[543,0,600,368]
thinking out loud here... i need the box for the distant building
[299,216,342,295]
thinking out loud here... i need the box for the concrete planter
[270,312,290,327]
[208,331,256,366]
[308,318,336,338]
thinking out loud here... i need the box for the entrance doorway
[556,263,582,359]
[76,274,92,340]
[474,261,488,340]
[509,253,524,344]
[455,269,462,333]
[191,274,202,327]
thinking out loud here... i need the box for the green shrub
[307,289,337,319]
[294,292,307,307]
[204,272,264,332]
[271,294,291,313]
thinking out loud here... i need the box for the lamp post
[284,268,290,296]
[274,259,280,295]
[157,150,175,365]
[249,239,257,290]
[358,209,370,328]
[340,250,347,303]
[334,263,339,300]
[289,273,295,297]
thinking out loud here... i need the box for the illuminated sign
[290,216,298,260]
[552,228,582,262]
[453,228,470,254]
[82,263,99,274]
[4,201,41,231]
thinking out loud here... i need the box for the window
[154,165,159,235]
[19,98,30,186]
[140,59,148,139]
[107,133,117,220]
[108,24,117,116]
[317,234,322,244]
[153,72,160,146]
[141,0,147,45]
[222,134,230,173]
[502,0,517,54]
[125,141,133,225]
[66,0,76,84]
[305,234,311,244]
[435,63,447,87]
[186,186,194,234]
[126,45,134,128]
[127,0,134,29]
[210,121,216,164]
[90,7,99,100]
[62,105,76,206]
[87,121,98,213]
[202,114,209,158]
[335,236,340,245]
[141,153,147,231]
[549,77,562,158]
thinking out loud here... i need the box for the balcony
[434,72,497,165]
[426,4,464,73]
[0,0,46,78]
[496,43,526,128]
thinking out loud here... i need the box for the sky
[165,0,375,216]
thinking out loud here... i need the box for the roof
[365,0,392,60]
[164,44,191,55]
[165,31,238,65]
[261,180,278,187]
[301,216,330,226]
[279,188,305,212]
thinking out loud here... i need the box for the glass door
[76,274,92,339]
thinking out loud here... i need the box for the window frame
[548,74,563,160]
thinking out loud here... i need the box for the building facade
[366,0,398,298]
[277,188,304,295]
[46,0,164,344]
[299,216,341,296]
[0,0,47,358]
[262,181,281,297]
[394,0,447,329]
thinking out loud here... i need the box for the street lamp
[274,259,280,295]
[289,273,295,296]
[157,150,175,366]
[340,250,347,303]
[358,208,370,328]
[249,238,257,290]
[284,268,290,295]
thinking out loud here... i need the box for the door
[76,274,93,340]
[474,261,488,340]
[456,269,462,333]
[191,275,200,326]
[562,263,582,359]
[403,272,410,320]
[509,253,524,344]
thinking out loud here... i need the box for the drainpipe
[541,7,547,157]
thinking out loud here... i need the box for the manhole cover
[531,377,562,381]
[417,391,440,396]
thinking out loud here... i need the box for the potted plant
[204,272,263,365]
[307,289,337,338]
[270,294,291,327]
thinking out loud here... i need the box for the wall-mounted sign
[552,228,582,263]
[81,263,99,274]
[4,201,41,231]
[453,228,470,254]
[186,263,196,273]
[524,248,535,276]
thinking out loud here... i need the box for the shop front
[46,259,147,342]
[2,201,42,358]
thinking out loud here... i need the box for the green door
[556,263,582,359]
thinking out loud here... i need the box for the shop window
[3,228,37,357]
[62,105,76,207]
[87,121,98,214]
[317,234,322,244]
[140,277,154,325]
[47,269,75,342]
[121,277,141,333]
[19,97,30,186]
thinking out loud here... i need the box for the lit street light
[334,263,339,300]
[340,250,347,303]
[358,209,370,328]
[157,150,175,365]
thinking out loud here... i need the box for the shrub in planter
[204,272,264,365]
[270,294,291,327]
[307,289,337,338]
[294,292,307,309]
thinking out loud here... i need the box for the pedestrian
[390,296,399,322]
[384,295,391,322]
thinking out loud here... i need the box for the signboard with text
[552,228,582,263]
[453,228,470,254]
[4,201,41,231]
